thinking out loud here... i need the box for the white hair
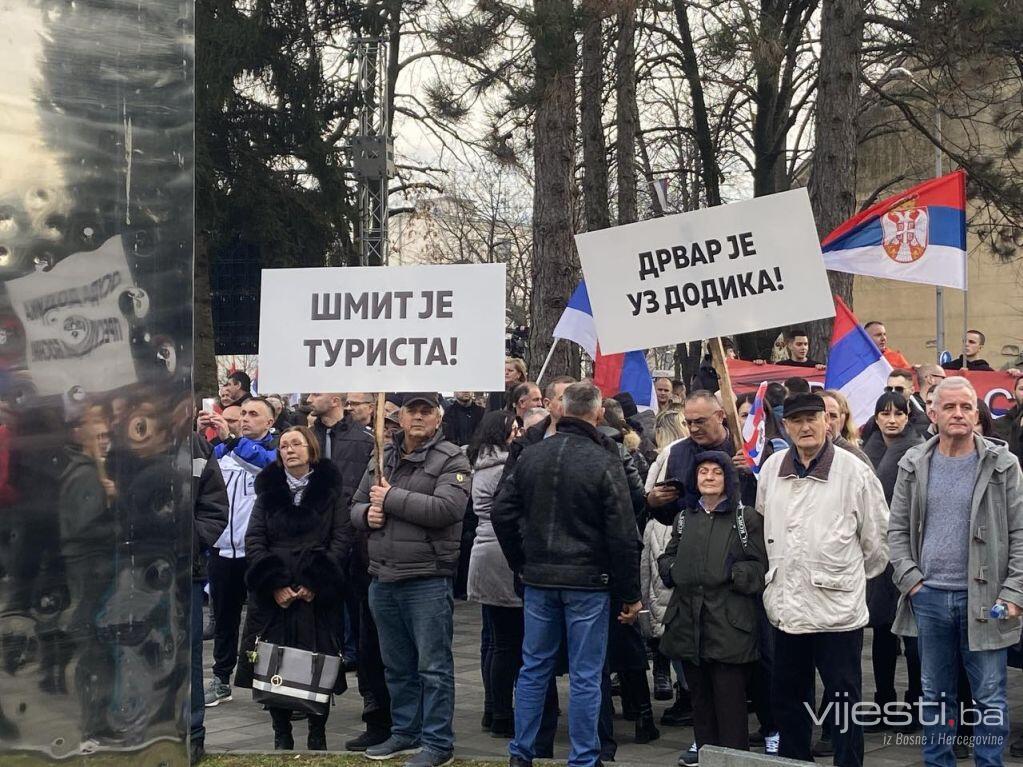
[932,376,976,407]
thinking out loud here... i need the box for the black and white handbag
[250,639,342,716]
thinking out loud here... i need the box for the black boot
[0,703,19,742]
[652,651,673,701]
[274,733,294,751]
[660,683,693,727]
[635,712,660,744]
[307,724,327,751]
[490,716,515,738]
[270,710,294,751]
[345,727,390,751]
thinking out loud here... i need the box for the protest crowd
[182,318,1023,767]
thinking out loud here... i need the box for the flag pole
[710,337,743,453]
[535,338,560,387]
[961,286,969,370]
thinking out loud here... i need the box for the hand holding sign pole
[374,391,386,485]
[710,337,743,453]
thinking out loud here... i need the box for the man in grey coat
[889,376,1023,767]
[351,393,471,767]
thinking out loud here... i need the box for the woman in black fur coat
[235,425,354,751]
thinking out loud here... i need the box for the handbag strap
[268,644,285,678]
[310,653,326,690]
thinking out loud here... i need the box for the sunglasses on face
[885,386,906,393]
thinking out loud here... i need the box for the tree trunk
[671,0,721,207]
[194,231,218,400]
[736,0,814,362]
[527,0,580,379]
[580,1,611,232]
[615,1,638,225]
[806,0,862,359]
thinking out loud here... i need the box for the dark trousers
[483,605,524,723]
[343,590,360,664]
[481,607,494,717]
[209,554,247,683]
[750,599,776,735]
[683,660,750,751]
[190,581,205,744]
[773,627,864,767]
[872,625,922,705]
[356,593,392,732]
[270,706,328,735]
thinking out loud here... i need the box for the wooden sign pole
[374,391,387,483]
[709,337,743,453]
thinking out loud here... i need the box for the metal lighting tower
[352,36,394,266]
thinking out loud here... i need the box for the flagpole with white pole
[535,338,560,387]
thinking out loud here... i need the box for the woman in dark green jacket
[658,450,767,760]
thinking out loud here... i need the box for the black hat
[782,392,826,418]
[401,392,441,409]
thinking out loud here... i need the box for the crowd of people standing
[189,322,1023,767]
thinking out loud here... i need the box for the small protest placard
[576,188,835,354]
[7,235,138,396]
[257,264,506,393]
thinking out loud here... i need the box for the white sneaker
[765,731,780,755]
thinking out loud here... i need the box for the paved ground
[205,600,1023,765]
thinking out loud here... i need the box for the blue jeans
[911,586,1008,767]
[190,581,205,744]
[510,587,610,767]
[369,577,455,755]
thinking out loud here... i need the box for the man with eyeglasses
[646,391,753,519]
[347,392,377,430]
[886,369,931,438]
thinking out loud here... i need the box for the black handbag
[250,639,343,717]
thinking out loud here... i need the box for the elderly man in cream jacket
[756,392,889,767]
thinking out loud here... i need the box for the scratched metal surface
[0,0,194,764]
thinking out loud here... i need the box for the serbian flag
[553,282,656,411]
[821,169,967,289]
[741,381,769,476]
[824,296,893,426]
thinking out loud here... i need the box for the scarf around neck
[286,469,312,505]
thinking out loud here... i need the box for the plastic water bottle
[990,603,1008,620]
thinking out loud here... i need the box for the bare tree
[805,0,862,356]
[527,0,580,378]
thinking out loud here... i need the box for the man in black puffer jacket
[492,382,642,767]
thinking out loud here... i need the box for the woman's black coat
[234,459,354,692]
[862,424,923,627]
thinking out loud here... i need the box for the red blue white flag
[821,170,967,289]
[741,381,769,475]
[824,296,893,427]
[553,282,656,411]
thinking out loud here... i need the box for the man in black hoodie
[493,383,642,767]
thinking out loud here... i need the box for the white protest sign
[8,235,138,396]
[257,264,506,393]
[576,188,835,354]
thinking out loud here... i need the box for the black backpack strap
[734,505,750,555]
[674,510,686,540]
